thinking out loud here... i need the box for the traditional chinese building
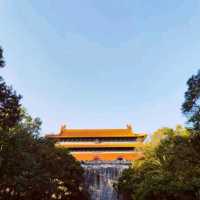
[46,125,146,161]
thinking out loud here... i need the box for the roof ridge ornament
[126,124,132,130]
[60,124,67,134]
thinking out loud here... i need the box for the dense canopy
[0,46,90,200]
[117,70,200,200]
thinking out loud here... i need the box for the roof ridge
[62,128,130,131]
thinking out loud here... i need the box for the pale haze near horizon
[0,0,199,136]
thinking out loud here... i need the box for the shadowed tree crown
[0,46,22,129]
[0,46,5,68]
[0,45,90,200]
[182,70,200,131]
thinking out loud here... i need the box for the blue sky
[0,0,199,135]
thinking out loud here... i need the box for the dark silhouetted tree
[0,47,22,129]
[0,46,90,200]
[182,70,200,131]
[0,46,5,68]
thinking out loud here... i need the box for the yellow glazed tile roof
[46,125,146,161]
[71,152,144,161]
[60,129,133,137]
[46,125,147,139]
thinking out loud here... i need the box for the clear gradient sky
[0,0,199,135]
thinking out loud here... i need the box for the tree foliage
[0,47,90,200]
[117,70,200,200]
[0,78,22,129]
[182,70,200,131]
[117,127,200,200]
[0,126,89,199]
[0,116,89,200]
[0,46,5,68]
[0,46,22,129]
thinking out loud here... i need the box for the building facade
[46,125,146,161]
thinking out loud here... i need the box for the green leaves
[117,127,200,200]
[0,119,90,200]
[0,47,5,68]
[0,78,22,130]
[0,46,90,200]
[182,70,200,131]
